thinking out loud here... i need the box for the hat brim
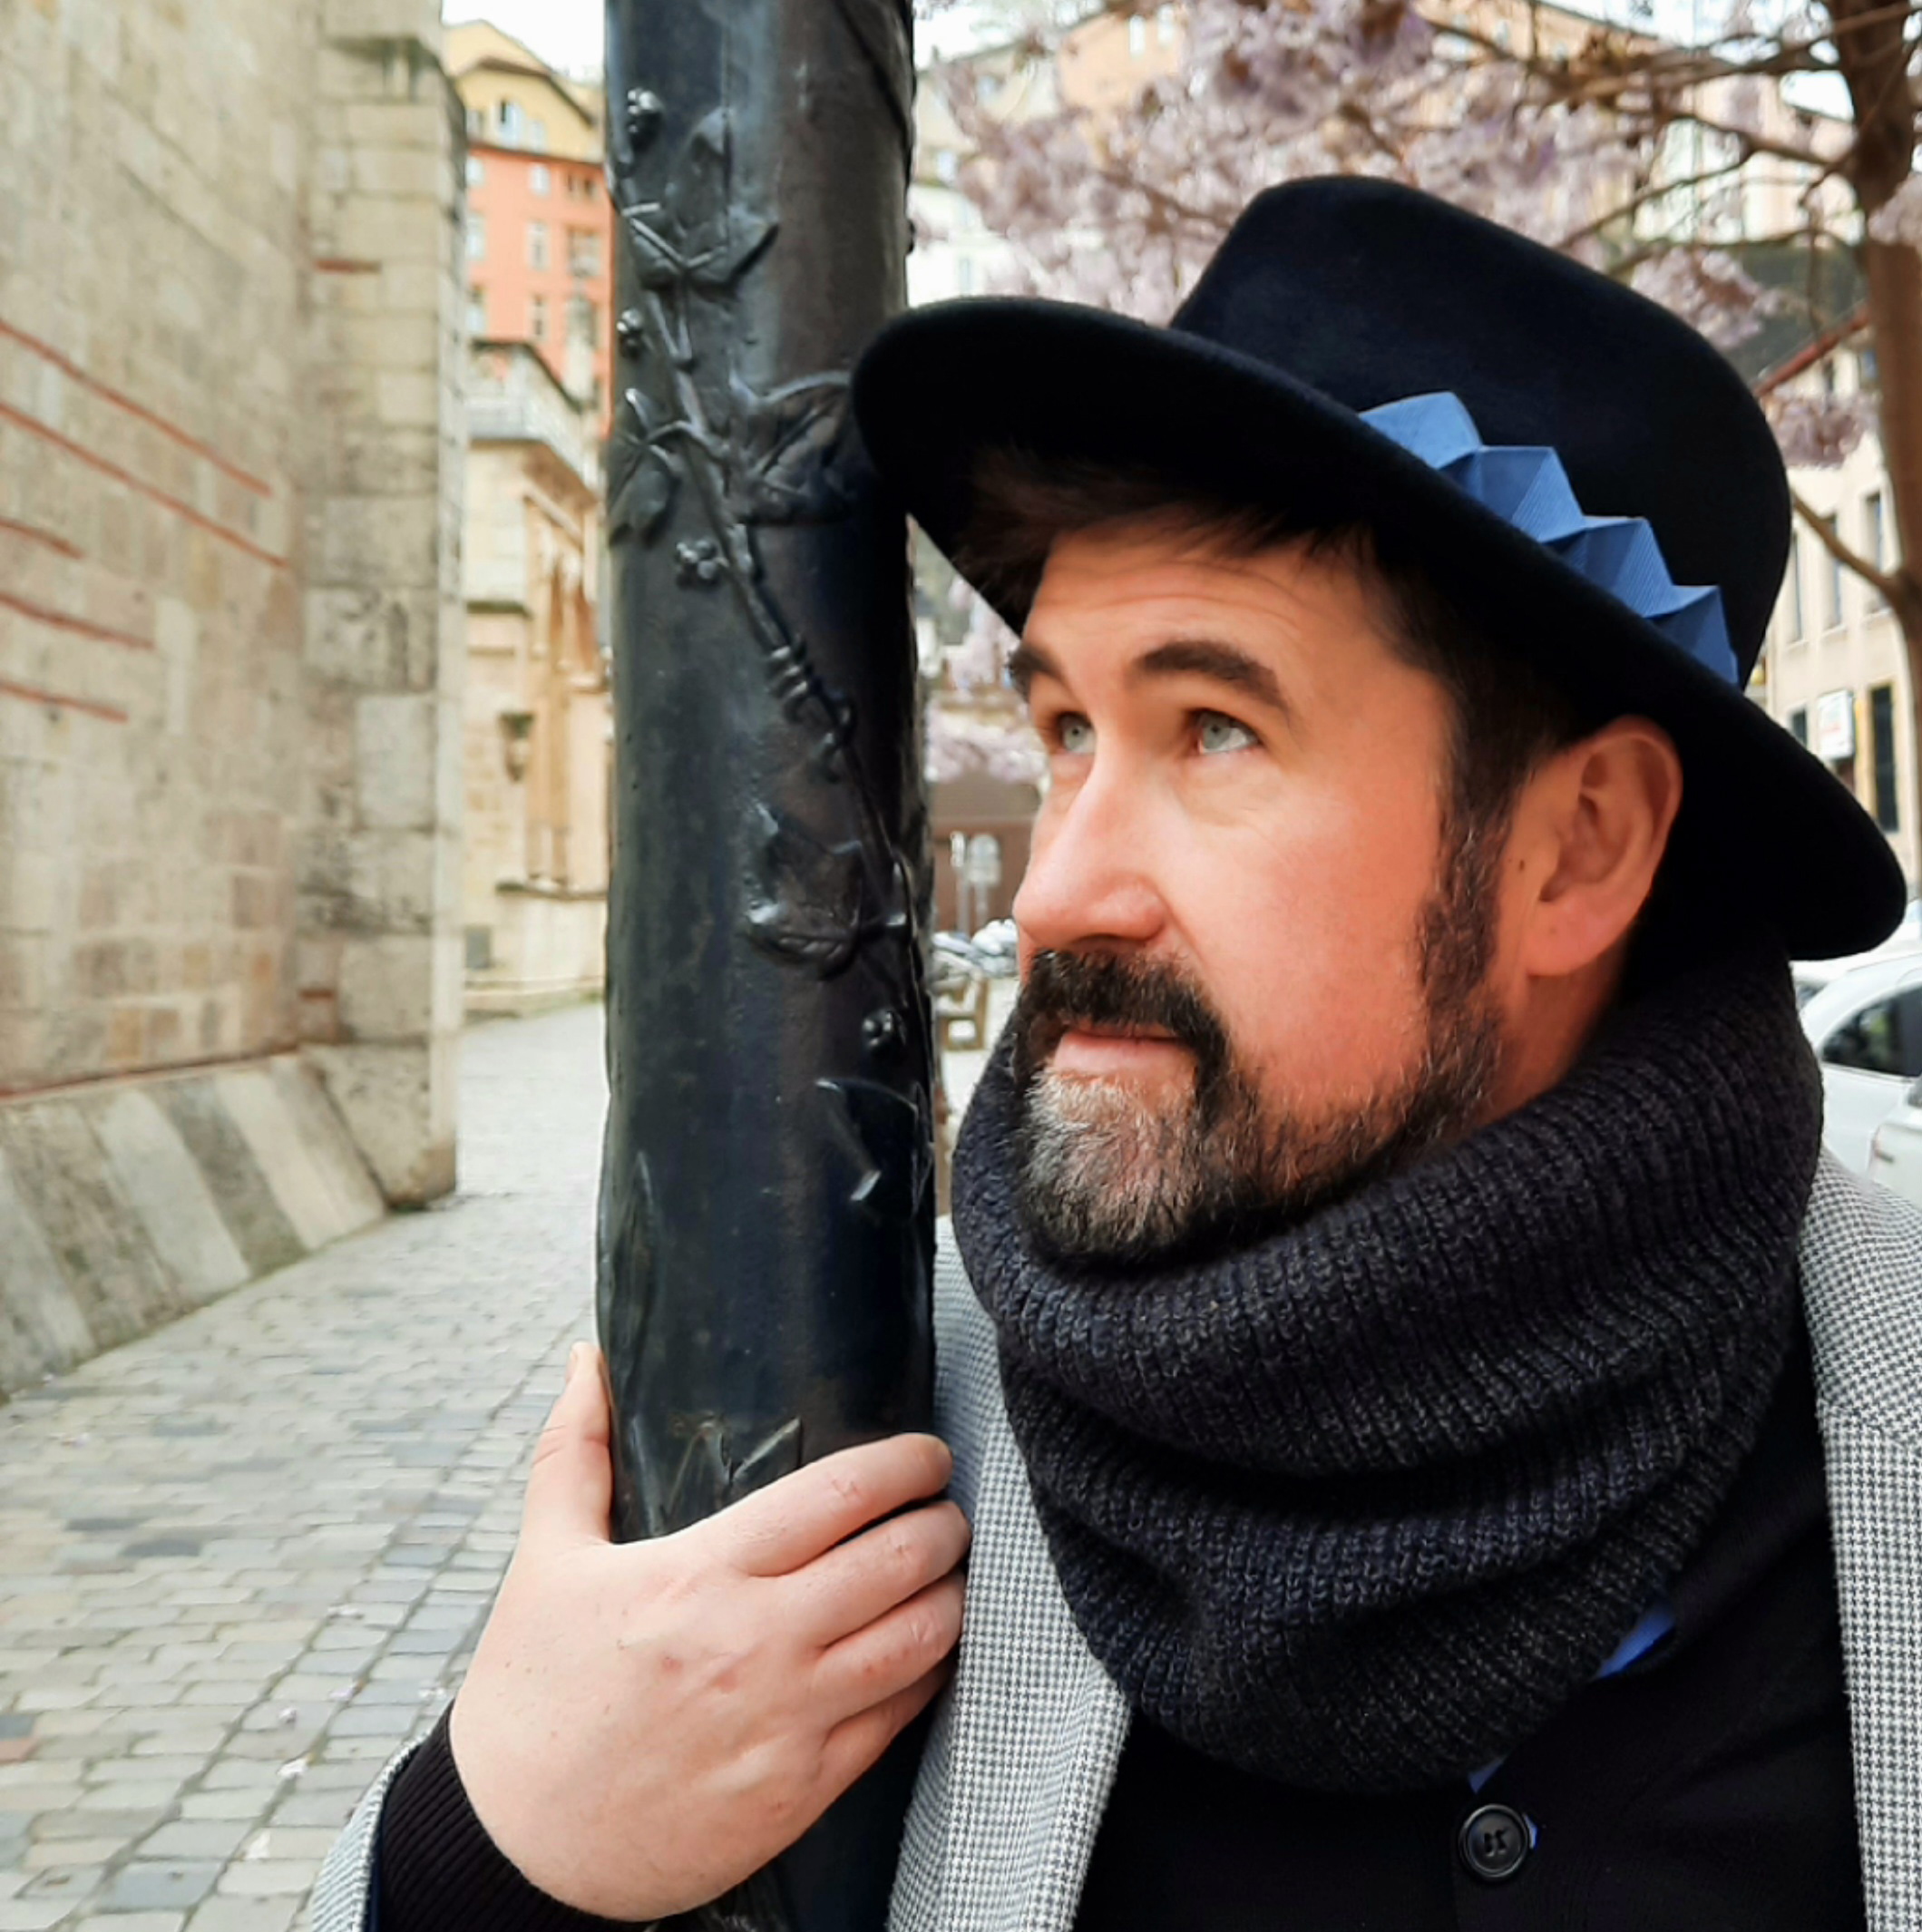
[854,299,1907,960]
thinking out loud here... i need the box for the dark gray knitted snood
[951,946,1821,1791]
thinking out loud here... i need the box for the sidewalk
[0,1004,606,1931]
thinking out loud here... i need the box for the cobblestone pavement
[0,1003,608,1931]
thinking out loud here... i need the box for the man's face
[1006,516,1507,1261]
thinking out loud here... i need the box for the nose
[1014,758,1167,962]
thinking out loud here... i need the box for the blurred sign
[1816,688,1856,761]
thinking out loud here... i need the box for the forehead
[1021,515,1398,674]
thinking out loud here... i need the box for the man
[317,181,1922,1929]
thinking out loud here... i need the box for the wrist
[380,1709,652,1930]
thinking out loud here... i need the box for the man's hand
[448,1343,970,1921]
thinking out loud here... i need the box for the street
[0,1005,607,1931]
[0,992,1020,1931]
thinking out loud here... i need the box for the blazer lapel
[892,1233,1130,1932]
[1802,1154,1922,1932]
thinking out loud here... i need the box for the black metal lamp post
[598,5,932,1928]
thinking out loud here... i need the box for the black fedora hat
[853,176,1906,960]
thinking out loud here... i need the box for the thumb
[521,1342,615,1554]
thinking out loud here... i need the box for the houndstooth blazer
[313,1152,1922,1932]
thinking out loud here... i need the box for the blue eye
[1058,716,1096,755]
[1197,713,1256,755]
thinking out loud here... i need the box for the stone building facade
[462,341,610,1012]
[0,0,469,1392]
[449,29,613,1015]
[1756,342,1918,894]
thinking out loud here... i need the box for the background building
[450,25,616,1011]
[463,344,610,1011]
[1756,337,1917,890]
[448,22,615,432]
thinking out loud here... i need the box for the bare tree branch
[1556,154,1754,249]
[1791,485,1907,605]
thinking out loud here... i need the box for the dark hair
[954,447,1588,865]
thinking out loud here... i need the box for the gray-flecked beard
[1010,829,1507,1264]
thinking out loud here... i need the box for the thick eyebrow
[1009,634,1293,723]
[1133,639,1290,718]
[1007,639,1059,701]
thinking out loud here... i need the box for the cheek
[1168,764,1445,1102]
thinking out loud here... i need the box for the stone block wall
[0,1052,383,1398]
[0,0,471,1381]
[0,0,311,1093]
[297,5,467,1207]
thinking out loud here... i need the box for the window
[465,214,485,262]
[568,229,601,278]
[465,107,483,139]
[1785,531,1804,642]
[567,296,598,346]
[1821,986,1922,1078]
[498,100,522,142]
[467,287,486,336]
[1128,15,1147,54]
[531,163,551,197]
[1156,4,1177,41]
[529,119,549,152]
[527,221,550,271]
[1867,489,1888,607]
[1872,682,1900,832]
[530,294,549,342]
[1825,519,1844,629]
[1789,706,1809,746]
[466,155,484,188]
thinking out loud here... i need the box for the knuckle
[826,1468,870,1516]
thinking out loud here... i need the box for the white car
[1799,951,1922,1174]
[1868,1091,1922,1210]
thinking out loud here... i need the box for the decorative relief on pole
[607,84,922,1049]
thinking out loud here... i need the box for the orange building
[448,22,615,434]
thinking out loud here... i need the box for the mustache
[1012,951,1234,1098]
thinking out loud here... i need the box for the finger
[716,1434,954,1577]
[816,1656,955,1799]
[519,1342,614,1556]
[786,1500,970,1646]
[812,1574,966,1722]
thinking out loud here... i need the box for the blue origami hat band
[1361,392,1738,688]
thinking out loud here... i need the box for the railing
[468,342,595,487]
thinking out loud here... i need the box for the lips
[1060,1021,1180,1045]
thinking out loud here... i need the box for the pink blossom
[1767,390,1873,469]
[925,703,1048,785]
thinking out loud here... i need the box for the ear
[1508,717,1683,980]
